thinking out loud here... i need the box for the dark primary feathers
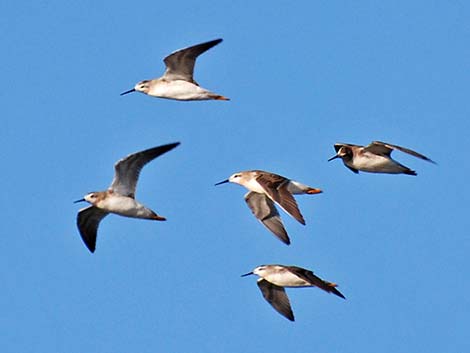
[257,279,295,321]
[255,172,305,225]
[286,266,346,299]
[109,142,180,198]
[163,39,223,83]
[76,206,109,253]
[365,141,436,163]
[244,191,290,245]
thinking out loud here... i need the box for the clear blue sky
[2,1,469,352]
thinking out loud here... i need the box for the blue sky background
[2,1,469,352]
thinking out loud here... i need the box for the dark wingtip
[330,287,346,299]
[404,170,417,176]
[167,142,181,149]
[82,239,96,253]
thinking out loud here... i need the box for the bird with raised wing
[242,264,345,321]
[328,141,435,175]
[215,170,322,245]
[120,39,229,101]
[74,142,180,253]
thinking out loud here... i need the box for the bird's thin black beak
[215,179,229,186]
[241,272,254,277]
[328,154,340,162]
[120,88,135,96]
[74,198,86,203]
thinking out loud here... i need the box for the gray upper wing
[367,141,435,163]
[109,142,180,197]
[257,279,294,321]
[77,206,109,253]
[244,191,290,245]
[255,173,305,225]
[163,39,223,82]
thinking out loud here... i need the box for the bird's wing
[77,206,109,253]
[333,142,359,153]
[256,173,305,225]
[257,279,294,321]
[286,266,346,299]
[368,141,435,163]
[163,39,223,82]
[109,142,180,197]
[244,191,290,245]
[346,165,359,174]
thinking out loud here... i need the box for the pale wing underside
[366,141,435,163]
[286,266,346,299]
[77,206,109,253]
[109,142,180,197]
[255,173,305,225]
[257,279,294,321]
[244,191,290,245]
[163,39,223,82]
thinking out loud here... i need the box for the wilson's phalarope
[215,170,322,245]
[242,264,345,321]
[120,38,229,101]
[328,141,435,175]
[74,142,180,253]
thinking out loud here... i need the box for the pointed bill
[328,154,340,162]
[120,88,136,96]
[215,179,229,186]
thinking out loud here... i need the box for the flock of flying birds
[74,38,435,321]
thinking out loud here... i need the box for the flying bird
[242,264,345,321]
[215,170,322,245]
[74,142,180,253]
[120,39,229,101]
[328,141,435,175]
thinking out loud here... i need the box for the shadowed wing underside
[77,206,109,253]
[257,279,294,321]
[255,172,305,225]
[286,266,346,299]
[109,142,180,197]
[244,191,290,245]
[163,39,223,83]
[366,141,435,163]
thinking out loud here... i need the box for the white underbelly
[265,272,310,287]
[149,80,211,100]
[352,155,401,173]
[244,179,266,194]
[99,196,150,218]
